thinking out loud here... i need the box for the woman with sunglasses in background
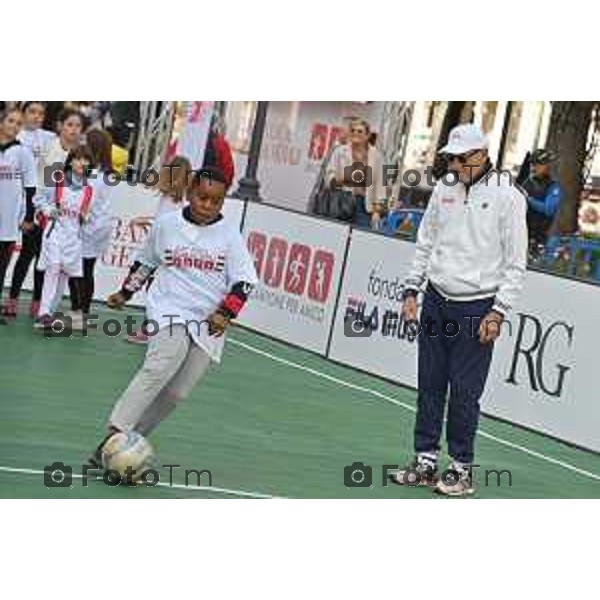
[325,118,388,229]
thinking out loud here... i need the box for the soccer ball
[101,430,156,483]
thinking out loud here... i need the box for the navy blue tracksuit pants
[414,284,495,464]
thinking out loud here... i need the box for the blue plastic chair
[382,209,425,239]
[543,234,600,281]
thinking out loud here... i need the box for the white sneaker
[389,452,439,487]
[434,462,475,497]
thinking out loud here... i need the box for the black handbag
[316,187,357,222]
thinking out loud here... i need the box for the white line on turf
[0,466,281,499]
[229,338,600,484]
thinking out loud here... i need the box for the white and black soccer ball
[101,430,156,482]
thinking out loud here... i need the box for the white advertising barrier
[482,271,600,453]
[239,202,349,355]
[330,230,600,452]
[94,185,159,307]
[328,230,418,386]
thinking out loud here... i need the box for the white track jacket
[405,166,528,316]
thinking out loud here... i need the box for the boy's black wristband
[119,288,134,301]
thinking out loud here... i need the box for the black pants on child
[0,241,15,301]
[9,226,44,302]
[69,257,97,314]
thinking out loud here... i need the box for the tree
[545,101,598,234]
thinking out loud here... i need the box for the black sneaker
[389,453,439,487]
[434,462,475,497]
[85,432,116,475]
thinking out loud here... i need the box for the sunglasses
[446,150,481,164]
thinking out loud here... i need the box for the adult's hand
[402,295,418,323]
[479,310,504,344]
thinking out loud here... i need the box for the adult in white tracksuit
[391,124,528,496]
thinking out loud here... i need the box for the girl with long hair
[68,129,114,315]
[33,145,95,331]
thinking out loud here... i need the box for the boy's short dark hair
[188,165,228,189]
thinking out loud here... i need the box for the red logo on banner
[247,232,268,278]
[284,244,311,295]
[264,237,288,288]
[247,231,334,303]
[328,126,345,150]
[308,123,329,161]
[308,250,334,302]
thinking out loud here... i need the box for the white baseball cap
[439,123,489,155]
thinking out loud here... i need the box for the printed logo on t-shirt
[0,165,21,180]
[164,247,226,272]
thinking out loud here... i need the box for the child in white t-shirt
[34,146,95,331]
[8,102,56,317]
[68,129,115,315]
[0,107,36,323]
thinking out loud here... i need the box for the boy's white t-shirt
[137,209,258,362]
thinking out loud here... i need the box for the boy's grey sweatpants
[110,324,212,436]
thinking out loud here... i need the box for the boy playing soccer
[90,166,257,464]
